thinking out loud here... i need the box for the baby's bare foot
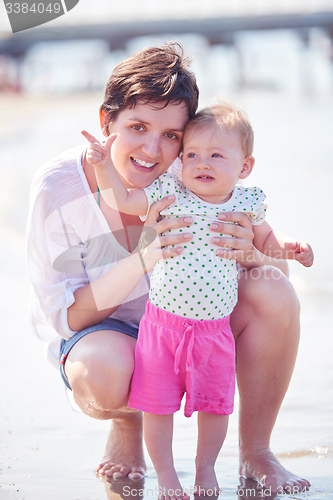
[96,414,146,480]
[156,469,190,500]
[194,464,219,497]
[239,447,310,493]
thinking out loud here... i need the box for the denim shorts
[59,318,139,390]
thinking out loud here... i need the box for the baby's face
[181,123,251,204]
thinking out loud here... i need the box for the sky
[1,0,333,33]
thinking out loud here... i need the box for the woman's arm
[81,130,149,216]
[68,251,146,331]
[67,196,193,332]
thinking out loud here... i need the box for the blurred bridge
[1,10,333,58]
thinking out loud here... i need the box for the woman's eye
[132,124,144,131]
[165,132,178,140]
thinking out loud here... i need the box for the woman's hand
[209,212,255,266]
[139,195,193,272]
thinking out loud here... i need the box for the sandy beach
[1,83,333,499]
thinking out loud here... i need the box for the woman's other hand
[210,212,255,265]
[139,195,193,272]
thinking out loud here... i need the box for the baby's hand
[81,130,116,171]
[285,241,314,267]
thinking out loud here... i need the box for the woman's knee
[65,331,136,412]
[68,356,132,408]
[238,265,300,318]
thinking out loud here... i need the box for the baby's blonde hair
[184,101,254,157]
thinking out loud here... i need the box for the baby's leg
[143,413,190,500]
[194,412,229,496]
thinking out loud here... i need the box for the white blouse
[27,145,149,366]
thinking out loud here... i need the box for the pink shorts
[128,301,235,417]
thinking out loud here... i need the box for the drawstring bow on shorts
[173,322,195,375]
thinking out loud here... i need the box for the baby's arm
[253,221,314,267]
[81,130,148,216]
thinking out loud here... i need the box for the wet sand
[1,91,333,499]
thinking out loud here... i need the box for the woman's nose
[141,135,161,158]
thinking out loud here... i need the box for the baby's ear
[239,155,255,179]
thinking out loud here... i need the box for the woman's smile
[131,157,158,169]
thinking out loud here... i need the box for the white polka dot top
[143,173,267,320]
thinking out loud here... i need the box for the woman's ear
[99,110,110,137]
[239,155,255,180]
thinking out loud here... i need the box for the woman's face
[103,101,189,189]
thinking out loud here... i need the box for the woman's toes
[102,463,130,477]
[128,468,145,480]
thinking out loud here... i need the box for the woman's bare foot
[239,448,311,493]
[102,474,145,500]
[156,468,190,500]
[96,413,146,480]
[194,464,219,497]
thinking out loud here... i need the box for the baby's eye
[212,153,222,158]
[188,153,197,158]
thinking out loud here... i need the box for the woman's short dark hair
[100,42,199,126]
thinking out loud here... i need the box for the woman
[27,42,309,492]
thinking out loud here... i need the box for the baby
[83,102,313,499]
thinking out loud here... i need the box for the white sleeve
[27,181,89,340]
[139,177,164,221]
[26,150,95,340]
[139,172,182,222]
[246,187,267,225]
